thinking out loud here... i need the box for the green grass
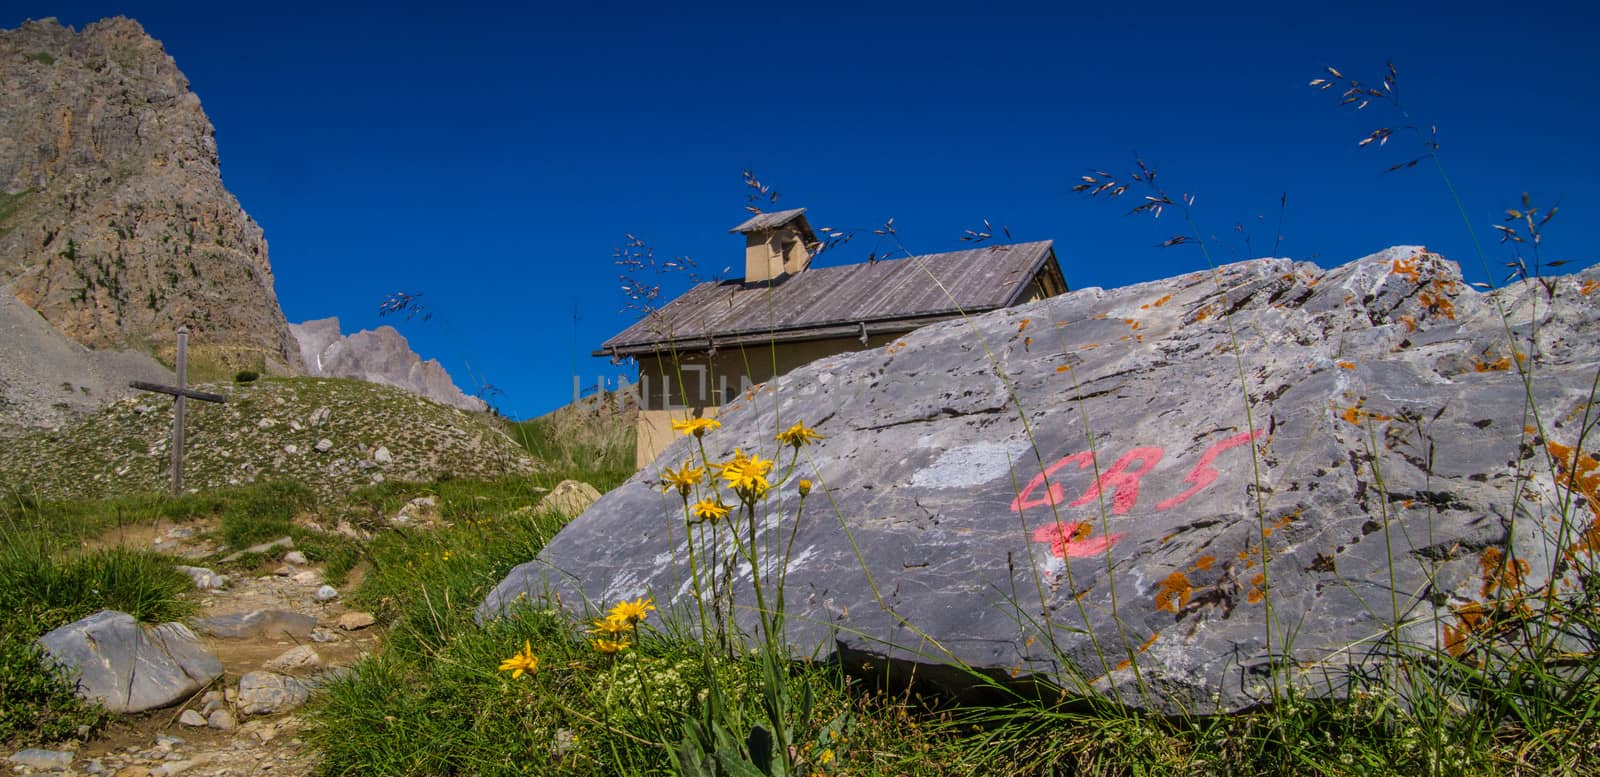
[0,188,30,240]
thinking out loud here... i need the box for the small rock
[335,611,375,631]
[291,570,322,585]
[535,480,602,517]
[373,446,392,464]
[237,672,310,715]
[155,735,184,749]
[178,709,207,727]
[256,418,276,429]
[310,627,339,643]
[154,759,194,776]
[283,551,309,565]
[192,610,316,640]
[273,565,295,576]
[165,527,195,540]
[175,566,226,591]
[314,585,339,602]
[289,420,304,431]
[283,444,297,454]
[314,438,333,453]
[371,473,385,483]
[114,767,151,777]
[263,645,321,674]
[8,748,75,770]
[207,709,238,731]
[309,407,331,426]
[85,758,106,775]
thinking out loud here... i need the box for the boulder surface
[481,248,1600,712]
[36,610,223,713]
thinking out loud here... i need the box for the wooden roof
[598,240,1059,356]
[728,208,808,234]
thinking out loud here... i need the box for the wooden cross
[130,326,226,494]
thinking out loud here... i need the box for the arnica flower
[590,615,629,636]
[718,450,774,499]
[497,640,538,679]
[593,636,631,654]
[608,596,655,626]
[691,499,731,522]
[660,460,705,497]
[798,479,813,497]
[671,417,721,438]
[776,421,824,448]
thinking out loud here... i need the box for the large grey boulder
[36,610,223,713]
[480,247,1600,712]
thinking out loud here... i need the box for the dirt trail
[29,522,385,776]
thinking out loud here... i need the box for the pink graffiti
[1032,522,1123,558]
[1009,451,1094,512]
[1069,446,1164,514]
[1155,430,1263,510]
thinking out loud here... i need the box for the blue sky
[9,2,1599,418]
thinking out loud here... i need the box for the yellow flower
[497,640,538,678]
[608,596,656,626]
[798,479,812,496]
[660,460,706,497]
[818,748,835,766]
[590,615,629,635]
[691,499,731,522]
[776,421,824,448]
[671,418,721,438]
[593,636,631,654]
[718,450,773,498]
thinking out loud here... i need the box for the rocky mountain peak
[0,16,300,375]
[290,317,487,413]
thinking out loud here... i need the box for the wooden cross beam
[130,326,226,494]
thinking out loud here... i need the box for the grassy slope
[0,376,539,501]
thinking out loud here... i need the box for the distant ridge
[291,317,487,413]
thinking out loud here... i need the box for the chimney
[728,208,817,283]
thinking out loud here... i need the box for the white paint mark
[911,440,1033,489]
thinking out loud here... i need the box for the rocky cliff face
[291,318,487,412]
[0,17,300,375]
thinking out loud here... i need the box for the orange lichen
[1247,589,1265,604]
[1337,360,1357,370]
[1024,337,1033,350]
[1192,555,1216,571]
[1114,659,1131,671]
[1251,573,1267,587]
[1547,441,1600,558]
[1398,314,1418,332]
[1443,602,1490,657]
[885,341,908,354]
[1153,294,1173,307]
[1392,257,1421,282]
[1193,305,1216,322]
[1478,547,1529,599]
[1055,365,1072,373]
[1137,632,1160,653]
[1340,401,1393,426]
[1580,279,1599,296]
[1474,356,1511,372]
[1154,572,1193,614]
[1418,289,1457,320]
[1018,318,1031,333]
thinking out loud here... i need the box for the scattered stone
[283,444,298,455]
[371,473,384,483]
[309,407,331,426]
[191,610,316,640]
[314,585,339,602]
[481,248,1600,714]
[283,550,308,565]
[373,446,392,464]
[290,570,322,586]
[334,520,370,540]
[310,627,339,643]
[236,672,310,715]
[335,611,375,631]
[219,536,293,563]
[114,767,151,777]
[263,645,321,674]
[272,565,294,577]
[8,748,75,770]
[165,527,195,540]
[256,418,276,429]
[314,438,333,453]
[178,709,207,727]
[154,735,183,749]
[534,479,601,517]
[36,611,222,713]
[153,759,194,776]
[175,565,226,591]
[206,709,237,731]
